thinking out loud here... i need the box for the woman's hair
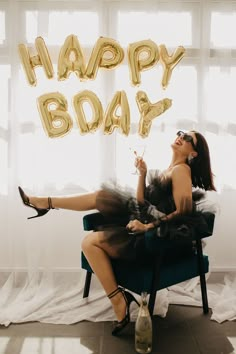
[188,131,216,191]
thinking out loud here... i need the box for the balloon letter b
[128,40,159,86]
[86,37,124,80]
[18,37,54,86]
[37,92,73,138]
[73,90,104,134]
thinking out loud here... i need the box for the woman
[18,130,216,335]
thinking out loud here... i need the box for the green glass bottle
[135,292,152,353]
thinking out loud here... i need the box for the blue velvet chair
[81,211,215,316]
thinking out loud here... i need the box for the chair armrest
[83,212,128,230]
[83,213,176,253]
[83,212,107,231]
[83,212,215,255]
[144,229,184,253]
[199,212,215,236]
[144,212,215,254]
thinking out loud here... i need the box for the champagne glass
[129,144,146,175]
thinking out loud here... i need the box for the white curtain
[0,0,236,326]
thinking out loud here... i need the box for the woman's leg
[81,231,127,322]
[29,191,99,211]
[28,189,125,214]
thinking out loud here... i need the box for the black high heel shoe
[108,286,140,336]
[18,186,55,219]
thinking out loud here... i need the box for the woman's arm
[128,164,193,232]
[135,158,147,204]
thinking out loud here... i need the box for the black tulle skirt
[94,182,208,262]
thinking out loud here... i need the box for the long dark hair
[188,131,216,191]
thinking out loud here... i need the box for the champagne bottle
[135,292,152,353]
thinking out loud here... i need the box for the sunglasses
[176,131,196,149]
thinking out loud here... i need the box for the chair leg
[83,271,92,298]
[196,239,209,314]
[148,255,163,316]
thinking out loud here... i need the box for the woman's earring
[188,154,194,164]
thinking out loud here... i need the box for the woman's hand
[126,219,150,233]
[126,219,146,233]
[135,157,147,176]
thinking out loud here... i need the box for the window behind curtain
[114,5,199,185]
[0,1,236,196]
[206,7,236,191]
[113,3,236,190]
[16,7,106,193]
[0,6,8,195]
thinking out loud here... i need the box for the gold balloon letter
[18,37,54,86]
[73,90,104,134]
[86,37,124,80]
[136,91,172,138]
[159,45,185,89]
[58,34,86,81]
[127,40,159,86]
[37,92,73,138]
[104,91,130,136]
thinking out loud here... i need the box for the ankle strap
[48,197,54,210]
[107,287,124,299]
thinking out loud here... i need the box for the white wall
[206,189,236,272]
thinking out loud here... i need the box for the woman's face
[172,131,197,156]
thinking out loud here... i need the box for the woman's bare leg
[81,231,127,322]
[29,191,99,211]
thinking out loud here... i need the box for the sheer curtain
[0,0,235,326]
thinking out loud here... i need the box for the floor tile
[0,305,235,354]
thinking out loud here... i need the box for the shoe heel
[27,208,49,219]
[124,291,140,307]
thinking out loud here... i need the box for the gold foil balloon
[18,36,54,86]
[104,91,130,136]
[127,40,159,86]
[73,90,104,134]
[37,92,73,138]
[57,34,86,81]
[136,91,172,138]
[159,44,185,89]
[86,37,124,80]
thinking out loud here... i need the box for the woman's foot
[109,290,127,322]
[107,287,139,335]
[29,196,51,210]
[18,186,55,219]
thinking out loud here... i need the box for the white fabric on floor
[164,273,236,323]
[0,270,235,327]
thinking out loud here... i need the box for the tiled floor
[0,305,235,354]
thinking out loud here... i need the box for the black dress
[95,170,208,262]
